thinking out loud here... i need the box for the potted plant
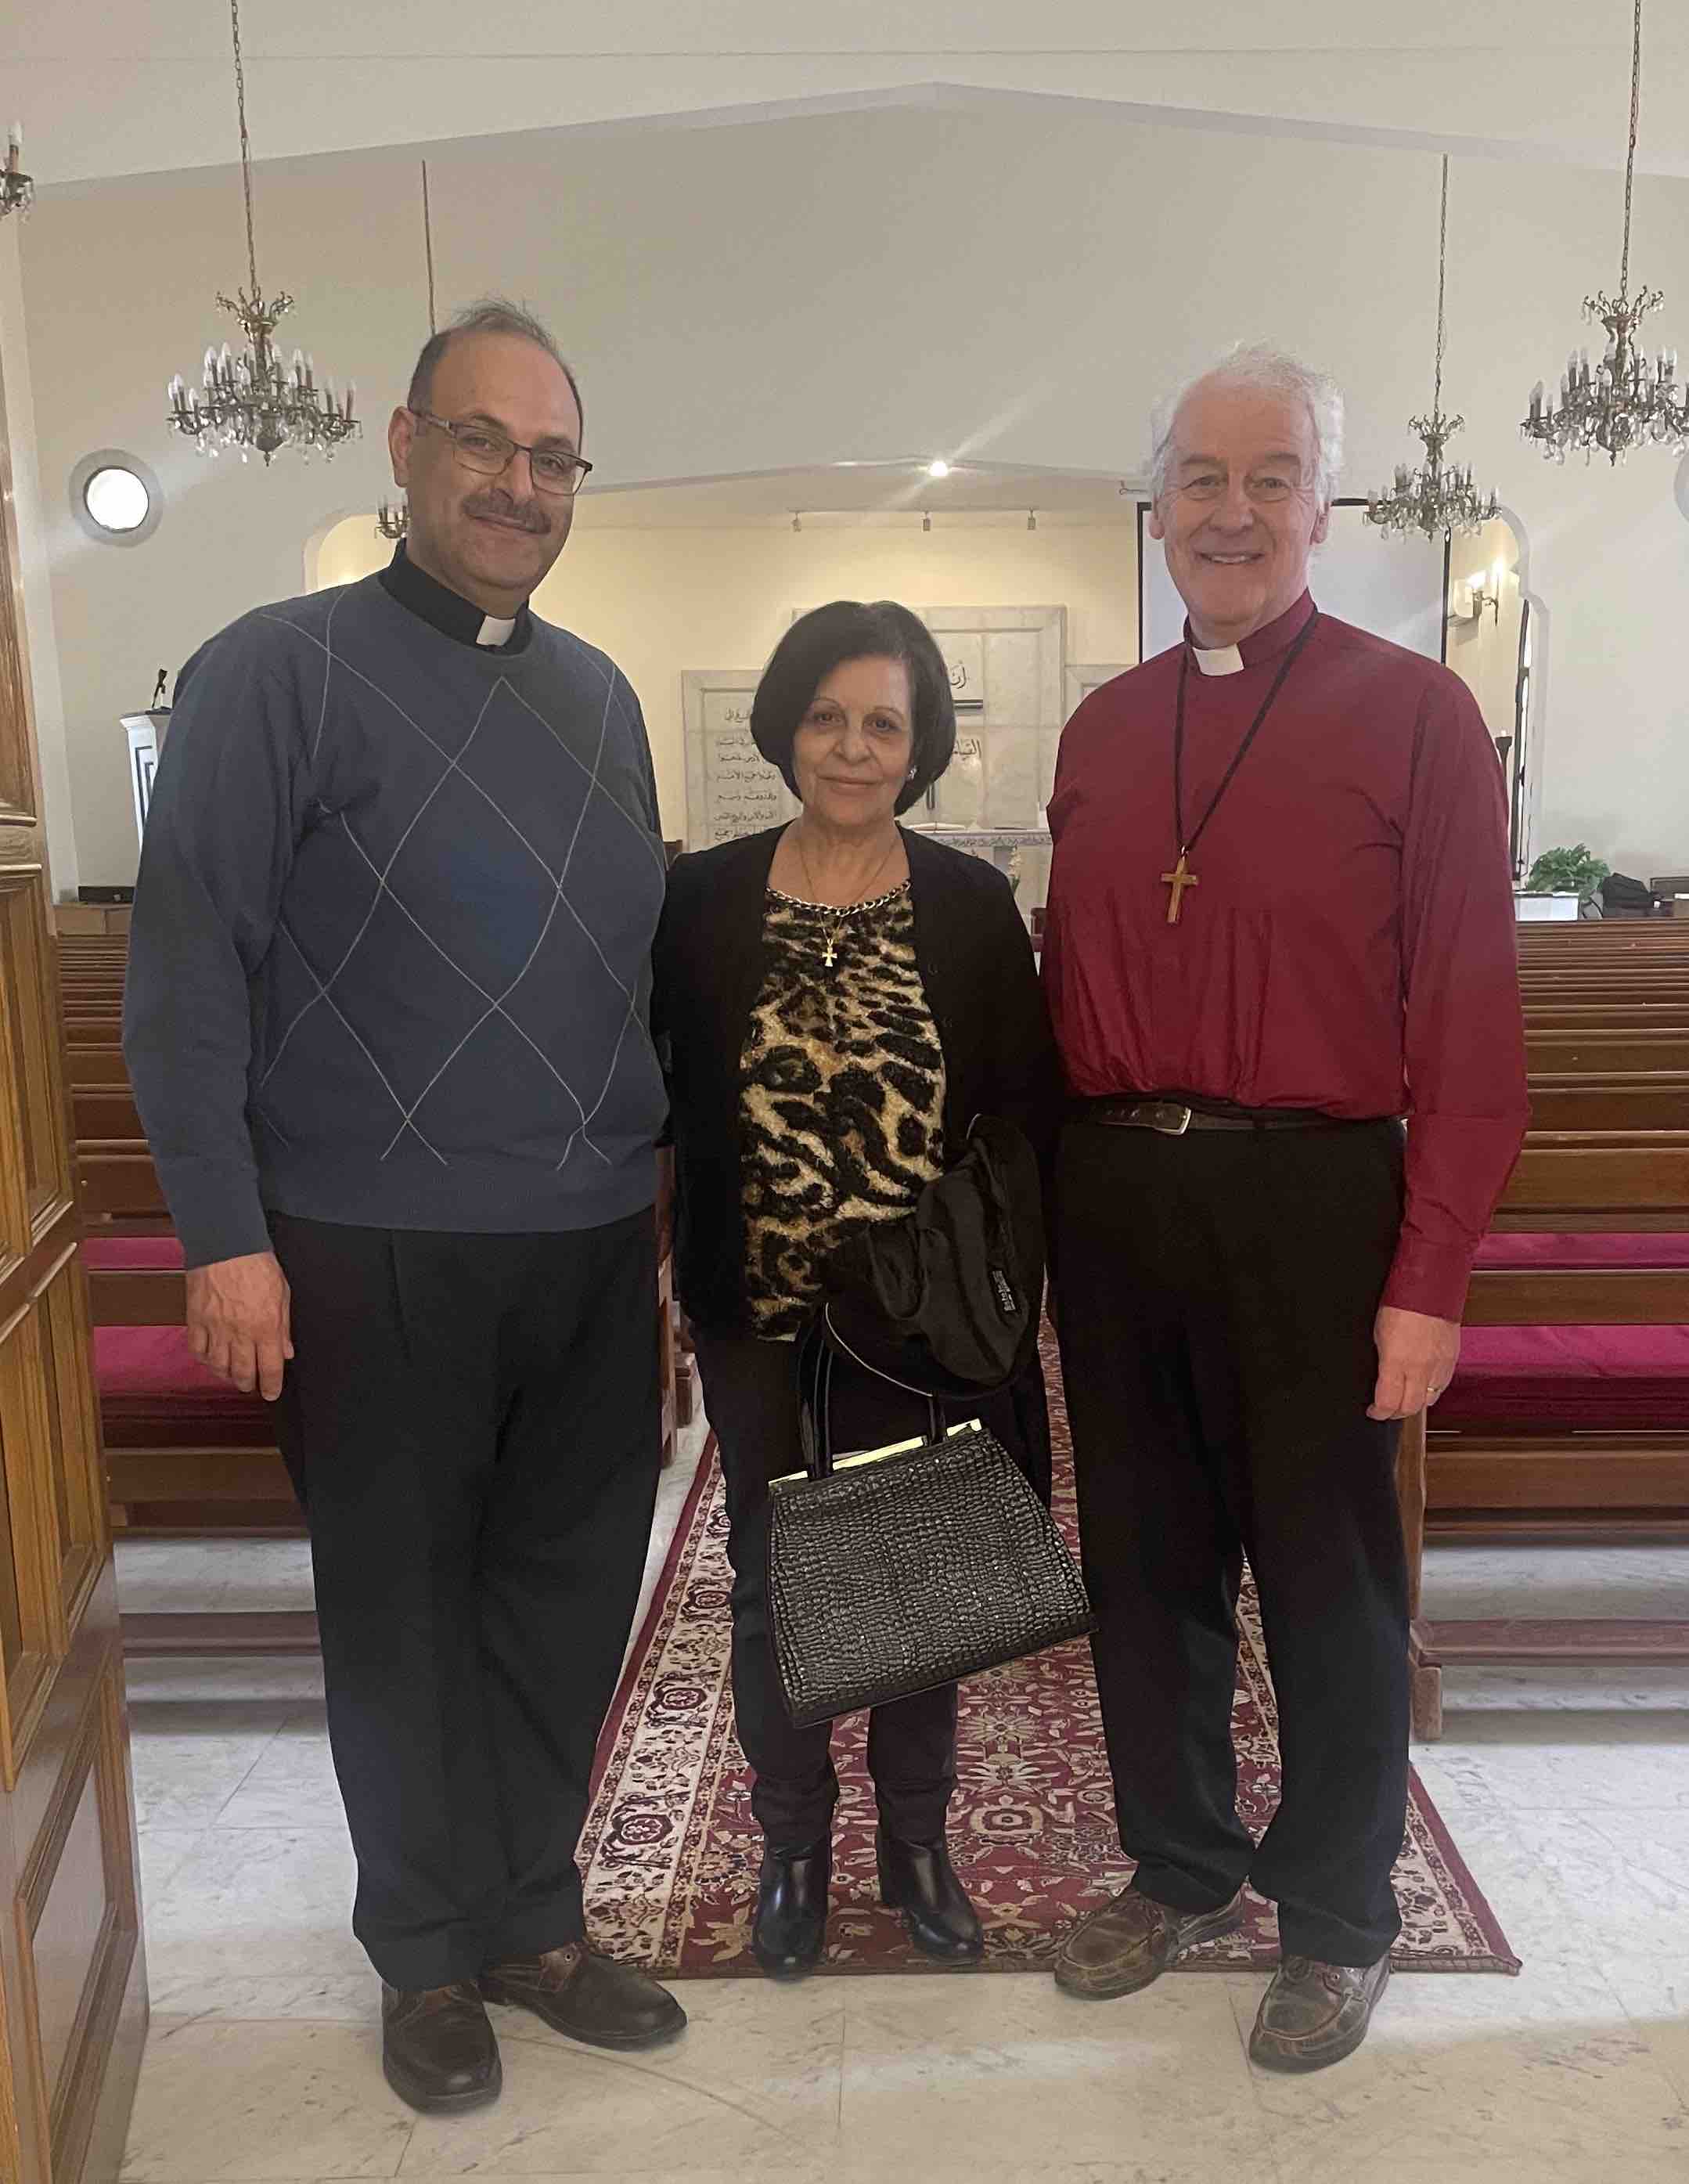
[1520,845,1610,921]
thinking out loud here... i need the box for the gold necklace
[792,827,900,968]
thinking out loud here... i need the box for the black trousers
[1053,1119,1410,1966]
[693,1331,963,1850]
[271,1209,661,1991]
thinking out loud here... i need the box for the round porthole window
[70,449,164,546]
[84,466,149,531]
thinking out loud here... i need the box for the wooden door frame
[0,282,148,2184]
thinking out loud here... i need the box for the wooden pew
[1529,1076,1689,1132]
[1400,921,1689,1736]
[1515,923,1689,956]
[85,1241,318,1658]
[1525,1029,1689,1074]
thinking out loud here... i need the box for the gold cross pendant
[823,939,837,968]
[1161,850,1199,925]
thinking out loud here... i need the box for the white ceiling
[15,2,1689,189]
[576,461,1140,527]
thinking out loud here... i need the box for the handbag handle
[798,1314,940,1479]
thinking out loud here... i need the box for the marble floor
[114,1437,1689,2184]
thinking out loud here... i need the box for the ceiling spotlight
[922,510,932,532]
[1027,509,1038,532]
[927,459,950,479]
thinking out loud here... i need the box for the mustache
[463,489,550,534]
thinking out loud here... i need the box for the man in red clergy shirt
[1043,343,1527,2071]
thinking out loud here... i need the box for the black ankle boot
[877,1830,984,1962]
[752,1836,831,1978]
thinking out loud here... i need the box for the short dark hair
[751,600,956,818]
[406,298,585,441]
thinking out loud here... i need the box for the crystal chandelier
[167,0,358,466]
[1367,158,1499,541]
[376,162,438,542]
[2,124,34,219]
[1521,0,1689,466]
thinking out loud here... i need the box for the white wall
[1447,517,1523,745]
[20,105,1689,882]
[315,510,1139,834]
[1,218,77,898]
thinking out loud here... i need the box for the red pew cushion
[95,1326,279,1447]
[1474,1231,1689,1270]
[1439,1323,1689,1433]
[81,1235,185,1272]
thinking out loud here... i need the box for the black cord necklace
[1163,609,1321,925]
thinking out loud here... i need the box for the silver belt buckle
[1142,1101,1194,1137]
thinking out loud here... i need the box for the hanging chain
[421,160,438,332]
[1432,154,1449,420]
[1619,0,1642,301]
[228,0,260,297]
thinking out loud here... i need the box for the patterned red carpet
[581,1335,1519,1979]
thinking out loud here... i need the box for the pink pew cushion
[95,1325,278,1447]
[81,1234,185,1272]
[1439,1322,1689,1433]
[1475,1231,1689,1270]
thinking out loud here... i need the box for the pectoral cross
[1161,850,1199,925]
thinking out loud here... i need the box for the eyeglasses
[410,410,593,496]
[1169,470,1308,506]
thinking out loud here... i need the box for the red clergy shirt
[1043,590,1529,1321]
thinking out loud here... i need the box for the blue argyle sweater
[125,571,668,1269]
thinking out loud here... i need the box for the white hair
[1148,343,1344,505]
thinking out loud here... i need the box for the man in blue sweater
[125,300,685,2113]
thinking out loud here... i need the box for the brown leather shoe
[479,1943,686,2050]
[381,1982,501,2113]
[1249,1952,1392,2071]
[1053,1886,1246,1998]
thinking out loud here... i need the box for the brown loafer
[1249,1951,1391,2072]
[479,1942,686,2050]
[1053,1885,1245,1998]
[382,1981,502,2113]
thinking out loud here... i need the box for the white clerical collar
[477,614,517,648]
[1192,642,1245,676]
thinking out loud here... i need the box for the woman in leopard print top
[739,880,945,1337]
[654,601,1059,1983]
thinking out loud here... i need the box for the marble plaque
[985,726,1040,827]
[981,631,1044,726]
[704,730,790,845]
[941,632,987,716]
[931,733,985,827]
[683,669,798,846]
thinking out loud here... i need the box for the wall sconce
[1450,564,1504,626]
[2,122,34,219]
[1471,557,1506,624]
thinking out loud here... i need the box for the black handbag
[765,1321,1095,1730]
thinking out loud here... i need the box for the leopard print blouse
[740,882,947,1339]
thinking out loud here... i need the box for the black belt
[1078,1096,1374,1137]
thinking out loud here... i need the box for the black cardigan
[652,823,1061,1339]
